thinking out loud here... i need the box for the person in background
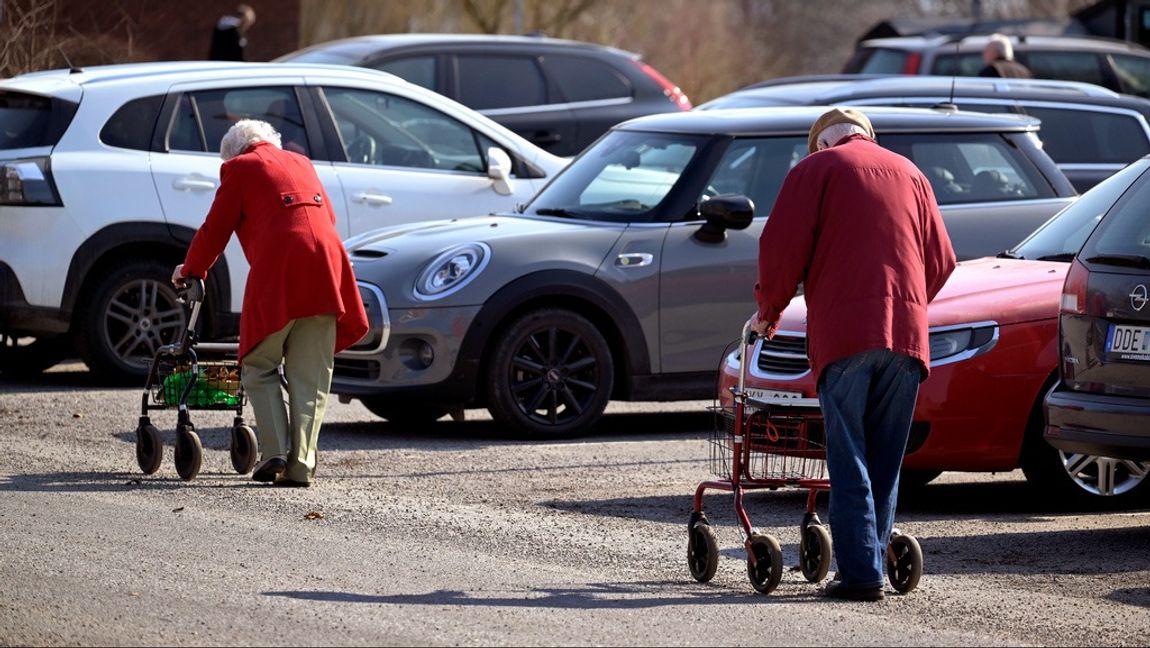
[172,119,368,487]
[750,107,956,601]
[209,4,257,61]
[978,33,1033,78]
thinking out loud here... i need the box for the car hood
[776,257,1066,330]
[345,214,626,308]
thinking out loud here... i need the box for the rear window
[1021,106,1150,164]
[542,55,632,102]
[1024,51,1108,86]
[931,53,986,76]
[0,91,65,149]
[100,95,163,151]
[1080,166,1150,260]
[1111,54,1150,98]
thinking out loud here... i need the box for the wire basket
[151,355,245,409]
[709,404,827,482]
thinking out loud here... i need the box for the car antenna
[934,39,961,112]
[58,48,83,74]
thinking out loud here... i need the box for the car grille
[334,357,380,381]
[756,333,810,375]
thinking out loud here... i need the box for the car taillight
[1060,258,1089,315]
[0,157,62,206]
[901,51,921,74]
[634,61,692,110]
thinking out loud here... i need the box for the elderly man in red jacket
[173,119,368,487]
[750,108,956,601]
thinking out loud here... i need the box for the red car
[718,159,1150,504]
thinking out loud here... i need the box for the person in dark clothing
[209,4,256,61]
[978,34,1033,79]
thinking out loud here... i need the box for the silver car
[337,106,1077,438]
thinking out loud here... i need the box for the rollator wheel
[746,533,783,594]
[174,424,203,481]
[686,512,719,583]
[135,423,163,475]
[799,522,833,583]
[229,424,258,474]
[886,532,924,594]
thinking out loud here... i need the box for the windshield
[1079,158,1150,264]
[522,130,706,223]
[1010,159,1150,260]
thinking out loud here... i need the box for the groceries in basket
[159,364,241,407]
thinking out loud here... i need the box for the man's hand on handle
[748,311,778,340]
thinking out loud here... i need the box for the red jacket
[754,134,956,383]
[182,142,369,359]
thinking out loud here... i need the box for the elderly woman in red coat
[173,119,368,487]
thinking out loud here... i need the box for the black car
[698,74,1150,192]
[843,33,1150,98]
[1045,156,1150,471]
[275,33,691,156]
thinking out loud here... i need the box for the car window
[0,91,59,149]
[881,133,1044,205]
[930,53,985,76]
[542,55,632,102]
[1019,106,1150,164]
[1110,54,1150,98]
[321,86,487,173]
[524,130,705,223]
[699,137,806,217]
[373,56,437,91]
[853,48,911,74]
[457,55,547,110]
[167,86,310,156]
[1080,161,1150,260]
[1024,51,1108,86]
[1012,160,1150,260]
[100,95,164,151]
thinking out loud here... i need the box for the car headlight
[413,243,490,300]
[928,322,998,367]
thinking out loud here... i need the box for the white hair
[816,123,870,151]
[219,119,281,160]
[986,33,1014,61]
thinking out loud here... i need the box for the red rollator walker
[687,321,924,595]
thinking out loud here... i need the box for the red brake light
[1061,258,1089,315]
[635,61,692,110]
[901,51,922,74]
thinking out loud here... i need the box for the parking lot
[2,361,1149,646]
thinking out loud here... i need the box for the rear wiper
[534,207,579,218]
[1035,252,1076,262]
[1084,253,1150,269]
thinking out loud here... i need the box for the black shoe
[273,477,312,488]
[251,457,286,482]
[821,580,885,602]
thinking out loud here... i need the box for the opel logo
[1131,284,1149,312]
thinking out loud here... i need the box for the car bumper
[0,261,69,335]
[1044,387,1150,461]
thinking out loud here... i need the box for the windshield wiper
[1084,253,1150,269]
[1035,252,1076,262]
[533,207,579,218]
[996,250,1021,259]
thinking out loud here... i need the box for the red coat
[754,134,956,383]
[182,142,369,359]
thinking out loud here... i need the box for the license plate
[1106,324,1150,359]
[744,388,817,406]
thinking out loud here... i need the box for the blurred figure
[978,34,1033,79]
[172,119,368,487]
[209,4,257,61]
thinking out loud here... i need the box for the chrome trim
[929,320,999,367]
[481,96,633,117]
[339,282,390,356]
[937,197,1075,210]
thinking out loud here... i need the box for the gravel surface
[1,362,1148,646]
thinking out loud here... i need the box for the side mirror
[487,146,514,196]
[694,194,755,244]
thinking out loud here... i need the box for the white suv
[0,61,566,381]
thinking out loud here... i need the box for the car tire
[0,333,72,376]
[75,260,188,384]
[485,307,614,439]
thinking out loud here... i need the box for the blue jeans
[818,349,921,589]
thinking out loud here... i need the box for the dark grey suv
[276,34,691,156]
[698,74,1150,192]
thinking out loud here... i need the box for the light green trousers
[241,314,337,483]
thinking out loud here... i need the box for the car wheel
[0,333,72,376]
[360,397,448,427]
[75,261,187,384]
[1021,402,1150,505]
[485,307,614,439]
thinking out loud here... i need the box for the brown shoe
[251,456,286,483]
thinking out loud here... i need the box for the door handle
[529,130,563,145]
[352,192,393,206]
[172,177,216,191]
